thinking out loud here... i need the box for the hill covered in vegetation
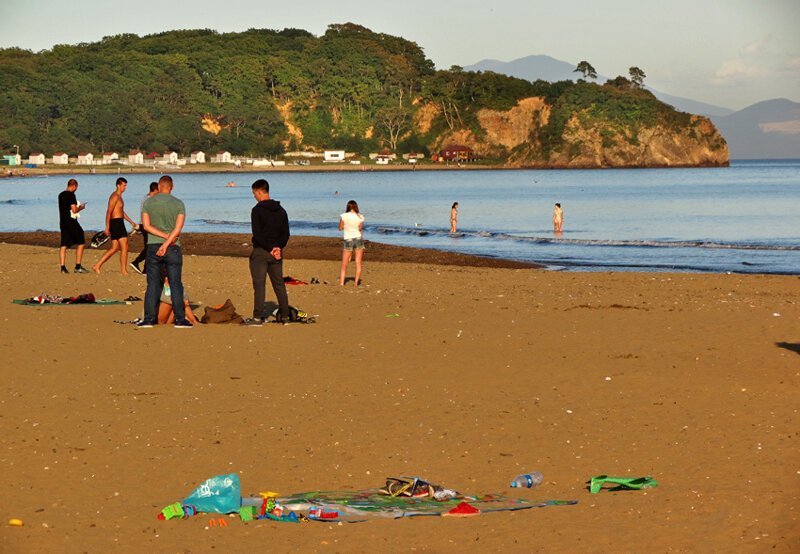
[0,23,728,167]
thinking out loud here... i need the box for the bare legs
[354,247,363,286]
[92,238,129,275]
[339,248,364,286]
[60,244,85,268]
[339,249,351,286]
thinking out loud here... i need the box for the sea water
[1,160,798,274]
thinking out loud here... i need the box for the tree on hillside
[574,61,597,81]
[629,67,646,89]
[376,105,410,150]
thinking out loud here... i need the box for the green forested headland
[0,23,727,166]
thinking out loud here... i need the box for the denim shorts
[343,237,365,251]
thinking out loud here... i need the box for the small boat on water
[226,181,237,187]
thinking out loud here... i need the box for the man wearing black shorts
[92,177,137,275]
[58,179,88,274]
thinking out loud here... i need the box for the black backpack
[273,306,315,324]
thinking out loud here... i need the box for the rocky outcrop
[542,113,728,168]
[428,97,729,168]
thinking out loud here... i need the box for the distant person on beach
[129,182,159,275]
[450,202,459,233]
[553,203,563,233]
[57,178,89,274]
[92,177,137,275]
[138,175,191,328]
[339,200,365,286]
[249,178,290,323]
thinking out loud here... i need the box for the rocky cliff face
[430,97,729,168]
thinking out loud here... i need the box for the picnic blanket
[161,474,578,523]
[272,490,577,522]
[14,292,127,306]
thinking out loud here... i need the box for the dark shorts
[343,238,365,251]
[60,221,85,247]
[109,218,127,240]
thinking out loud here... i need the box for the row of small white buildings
[12,149,426,167]
[22,150,233,166]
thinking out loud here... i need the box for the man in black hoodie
[249,179,290,322]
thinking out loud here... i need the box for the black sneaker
[74,265,89,274]
[242,317,264,327]
[136,321,155,328]
[60,266,68,274]
[174,320,193,329]
[129,262,143,275]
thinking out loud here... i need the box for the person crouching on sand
[339,200,365,286]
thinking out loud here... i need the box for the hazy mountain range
[465,55,799,159]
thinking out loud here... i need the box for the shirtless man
[553,203,563,233]
[92,177,137,275]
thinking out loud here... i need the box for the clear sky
[2,0,797,111]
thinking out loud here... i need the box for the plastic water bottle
[510,471,543,488]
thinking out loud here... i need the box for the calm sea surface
[2,160,798,274]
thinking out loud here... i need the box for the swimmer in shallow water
[553,202,563,233]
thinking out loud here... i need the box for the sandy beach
[0,236,798,552]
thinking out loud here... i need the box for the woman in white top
[338,200,365,286]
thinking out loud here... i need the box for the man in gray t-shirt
[138,175,191,328]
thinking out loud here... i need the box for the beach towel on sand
[14,293,126,305]
[270,490,577,522]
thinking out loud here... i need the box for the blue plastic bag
[183,473,241,514]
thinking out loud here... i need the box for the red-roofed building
[77,152,94,165]
[437,145,476,162]
[27,153,46,165]
[128,150,144,164]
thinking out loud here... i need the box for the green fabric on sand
[589,475,658,494]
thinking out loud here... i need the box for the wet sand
[0,238,798,552]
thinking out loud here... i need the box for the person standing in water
[553,203,563,233]
[339,200,365,286]
[450,202,459,233]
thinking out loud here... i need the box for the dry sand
[0,238,798,552]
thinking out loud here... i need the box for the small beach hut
[323,150,345,162]
[128,150,144,164]
[212,151,232,163]
[77,152,94,165]
[28,153,46,165]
